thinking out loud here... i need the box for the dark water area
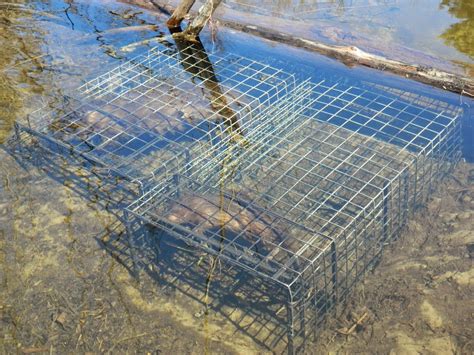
[0,0,473,353]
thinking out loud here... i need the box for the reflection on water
[0,0,163,144]
[440,0,474,59]
[174,36,244,137]
[224,0,474,75]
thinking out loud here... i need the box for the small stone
[260,295,270,302]
[194,309,205,318]
[54,311,67,327]
[420,300,443,329]
[441,212,457,223]
[466,243,474,259]
[430,197,442,209]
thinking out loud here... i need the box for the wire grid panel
[18,45,296,187]
[172,80,316,178]
[364,83,464,206]
[126,79,462,352]
[292,81,462,210]
[126,173,339,352]
[81,45,295,107]
[127,114,414,351]
[157,79,461,210]
[182,116,412,283]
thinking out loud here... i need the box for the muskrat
[51,106,186,148]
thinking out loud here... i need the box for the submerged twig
[336,312,369,335]
[120,35,172,52]
[64,0,74,30]
[20,347,50,354]
[101,24,159,35]
[111,332,149,349]
[0,4,63,20]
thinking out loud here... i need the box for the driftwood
[231,23,474,98]
[120,0,474,97]
[166,0,222,40]
[120,35,172,52]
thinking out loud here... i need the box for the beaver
[161,193,284,261]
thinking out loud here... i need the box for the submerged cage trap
[15,44,463,353]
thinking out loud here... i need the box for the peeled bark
[182,0,222,38]
[166,0,195,28]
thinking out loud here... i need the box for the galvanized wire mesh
[123,50,461,352]
[17,43,296,190]
[15,44,463,353]
[126,98,414,351]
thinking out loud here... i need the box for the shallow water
[0,0,473,353]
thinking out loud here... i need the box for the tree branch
[166,0,195,28]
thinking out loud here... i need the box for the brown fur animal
[164,193,281,256]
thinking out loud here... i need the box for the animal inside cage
[123,57,462,352]
[126,111,414,352]
[14,44,463,354]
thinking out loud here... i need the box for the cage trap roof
[20,44,296,186]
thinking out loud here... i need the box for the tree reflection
[440,0,474,58]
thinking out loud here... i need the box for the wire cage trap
[298,81,462,210]
[124,65,462,352]
[14,43,463,353]
[16,42,297,191]
[126,107,414,352]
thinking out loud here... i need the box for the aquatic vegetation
[0,2,43,144]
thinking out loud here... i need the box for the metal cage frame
[14,44,463,353]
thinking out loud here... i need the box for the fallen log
[232,23,474,98]
[122,0,474,97]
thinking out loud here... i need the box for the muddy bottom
[0,140,250,354]
[316,163,474,354]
